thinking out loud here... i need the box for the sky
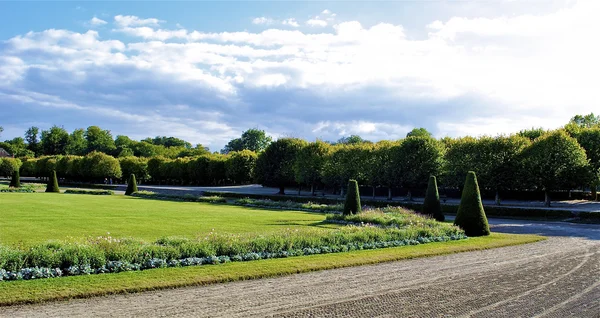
[1,0,598,151]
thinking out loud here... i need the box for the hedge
[64,189,114,195]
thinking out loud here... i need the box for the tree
[1,137,34,157]
[66,129,87,155]
[322,143,370,197]
[45,170,60,193]
[336,135,371,145]
[571,128,600,200]
[569,113,600,128]
[41,125,69,155]
[9,169,20,188]
[119,156,150,181]
[454,171,490,237]
[25,126,41,156]
[364,141,394,199]
[406,128,432,138]
[85,126,116,154]
[294,140,330,195]
[125,174,138,195]
[222,129,273,154]
[397,136,444,200]
[81,151,122,180]
[0,158,22,178]
[517,127,545,141]
[225,150,258,184]
[486,135,530,204]
[423,176,444,221]
[254,138,306,194]
[520,130,592,207]
[343,180,361,215]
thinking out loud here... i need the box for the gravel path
[2,219,599,317]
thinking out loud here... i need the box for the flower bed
[0,215,465,282]
[234,198,343,213]
[64,189,114,195]
[326,207,442,228]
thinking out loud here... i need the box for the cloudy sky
[1,0,598,151]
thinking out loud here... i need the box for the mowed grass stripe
[0,233,544,306]
[0,194,332,246]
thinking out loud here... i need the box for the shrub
[125,174,138,196]
[343,179,361,215]
[9,169,20,188]
[423,176,444,221]
[454,171,490,236]
[64,189,114,195]
[45,170,60,193]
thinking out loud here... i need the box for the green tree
[119,156,150,181]
[517,127,545,141]
[81,151,122,180]
[225,150,258,184]
[294,140,330,195]
[85,126,116,154]
[25,126,42,156]
[521,130,592,206]
[454,171,490,237]
[9,169,21,188]
[222,128,273,154]
[406,128,432,138]
[397,136,444,200]
[571,128,600,200]
[336,135,371,145]
[254,138,307,194]
[41,125,69,155]
[66,129,88,155]
[569,113,600,128]
[322,143,370,197]
[125,174,138,195]
[1,137,34,157]
[343,180,361,215]
[0,158,22,178]
[423,176,444,221]
[364,141,394,199]
[486,135,530,204]
[45,170,60,193]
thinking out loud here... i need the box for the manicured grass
[0,193,331,246]
[0,233,544,306]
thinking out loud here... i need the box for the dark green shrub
[423,176,444,221]
[9,169,20,188]
[64,189,114,195]
[125,174,138,195]
[454,171,490,236]
[45,170,60,193]
[343,179,361,215]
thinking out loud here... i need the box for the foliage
[406,128,432,138]
[0,158,22,178]
[343,180,361,215]
[119,156,149,181]
[66,129,88,155]
[254,138,307,194]
[222,128,272,154]
[85,126,116,154]
[25,126,41,156]
[234,198,343,213]
[517,127,546,141]
[327,207,458,232]
[125,174,138,195]
[225,150,258,184]
[336,135,371,145]
[81,151,122,179]
[396,136,445,196]
[41,125,69,155]
[294,140,330,192]
[520,130,592,206]
[9,169,20,188]
[45,170,60,193]
[454,171,490,236]
[423,176,444,221]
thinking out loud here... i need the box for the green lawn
[0,193,331,246]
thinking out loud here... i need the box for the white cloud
[282,18,299,27]
[322,9,331,14]
[252,17,274,25]
[114,15,163,27]
[306,18,328,27]
[89,17,107,26]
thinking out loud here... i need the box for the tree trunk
[311,184,315,196]
[388,187,392,200]
[340,185,345,197]
[544,190,551,207]
[407,190,412,201]
[278,186,285,195]
[495,190,501,205]
[298,185,301,196]
[592,183,598,201]
[372,186,376,199]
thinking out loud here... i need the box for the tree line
[2,114,600,206]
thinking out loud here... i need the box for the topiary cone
[343,179,361,215]
[454,171,490,236]
[125,173,138,195]
[9,169,20,188]
[423,175,444,221]
[45,170,60,193]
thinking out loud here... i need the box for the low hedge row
[0,188,35,193]
[234,198,343,213]
[204,191,575,219]
[64,189,114,195]
[132,191,227,204]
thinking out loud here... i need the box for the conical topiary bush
[423,175,444,221]
[125,173,138,195]
[454,171,490,236]
[45,170,60,193]
[9,169,20,188]
[343,179,361,215]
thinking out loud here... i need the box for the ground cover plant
[326,207,450,230]
[234,197,343,213]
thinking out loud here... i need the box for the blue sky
[1,0,597,151]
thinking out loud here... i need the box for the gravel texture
[1,219,599,317]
